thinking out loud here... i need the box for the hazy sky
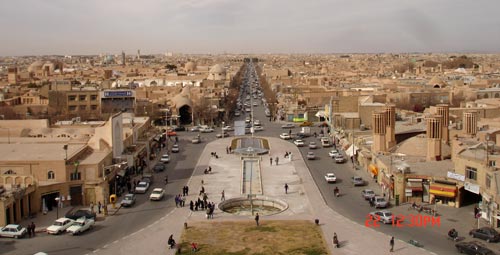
[1,0,499,56]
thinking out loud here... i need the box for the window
[68,105,77,111]
[489,160,496,167]
[486,174,492,188]
[79,105,86,111]
[79,95,87,101]
[68,95,76,101]
[91,105,98,110]
[70,172,81,181]
[48,171,55,179]
[90,95,98,101]
[466,166,477,180]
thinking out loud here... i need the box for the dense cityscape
[1,1,500,255]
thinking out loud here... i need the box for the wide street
[2,62,495,255]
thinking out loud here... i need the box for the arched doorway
[178,105,192,125]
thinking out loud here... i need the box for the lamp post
[55,196,61,219]
[222,121,225,138]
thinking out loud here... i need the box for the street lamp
[55,196,61,219]
[222,121,225,138]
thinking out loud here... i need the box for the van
[321,137,332,147]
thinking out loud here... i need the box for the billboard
[234,121,246,136]
[104,90,133,98]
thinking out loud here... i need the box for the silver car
[374,196,389,209]
[351,176,366,186]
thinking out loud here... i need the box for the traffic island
[177,220,327,255]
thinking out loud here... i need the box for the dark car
[456,241,496,255]
[153,163,165,173]
[173,126,186,131]
[470,227,500,242]
[65,209,96,220]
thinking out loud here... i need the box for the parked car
[47,218,75,235]
[253,120,261,126]
[200,127,214,133]
[455,241,496,255]
[470,227,500,242]
[166,131,177,137]
[173,126,186,131]
[369,210,396,224]
[293,140,305,146]
[334,155,345,163]
[120,194,137,207]
[280,133,291,140]
[190,126,202,132]
[172,144,180,153]
[328,149,340,158]
[222,126,234,131]
[191,137,201,144]
[160,154,170,163]
[65,209,96,220]
[308,142,318,149]
[142,173,154,184]
[66,217,95,235]
[0,224,27,239]
[361,189,376,200]
[153,163,166,172]
[135,181,150,194]
[374,196,389,209]
[150,188,165,201]
[307,152,316,160]
[351,176,366,186]
[253,126,264,131]
[324,173,337,183]
[234,112,241,117]
[281,123,296,129]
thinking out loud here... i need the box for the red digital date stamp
[365,213,441,228]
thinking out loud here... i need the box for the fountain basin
[219,195,288,216]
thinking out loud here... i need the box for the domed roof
[209,64,225,74]
[320,67,328,74]
[171,89,193,109]
[185,61,196,71]
[28,61,44,72]
[427,76,447,87]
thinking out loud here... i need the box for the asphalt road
[3,131,215,255]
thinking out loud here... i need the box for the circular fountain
[219,196,288,216]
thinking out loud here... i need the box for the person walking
[98,201,102,214]
[221,190,225,201]
[27,224,32,238]
[333,233,339,248]
[285,183,289,194]
[255,213,260,226]
[390,236,394,252]
[275,157,279,165]
[30,222,36,237]
[270,157,273,165]
[90,202,94,213]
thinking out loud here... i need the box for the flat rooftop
[0,143,86,161]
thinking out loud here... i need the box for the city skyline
[1,0,500,56]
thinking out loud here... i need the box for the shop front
[368,164,378,180]
[429,180,458,207]
[380,174,394,199]
[404,177,429,203]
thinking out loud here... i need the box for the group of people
[226,146,233,154]
[203,166,212,174]
[284,152,292,158]
[270,156,279,165]
[210,152,219,158]
[175,194,186,207]
[26,222,36,238]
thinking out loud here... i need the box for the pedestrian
[98,201,102,214]
[221,190,225,201]
[182,196,186,207]
[90,202,94,213]
[270,157,273,165]
[185,186,189,196]
[31,222,36,237]
[175,195,179,207]
[175,136,179,143]
[255,213,260,226]
[284,152,288,158]
[190,200,194,211]
[229,147,232,153]
[226,146,229,154]
[27,224,32,238]
[390,236,394,252]
[200,186,205,196]
[288,129,291,135]
[275,157,279,165]
[285,183,289,194]
[333,233,339,248]
[206,207,211,219]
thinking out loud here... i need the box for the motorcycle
[334,188,340,197]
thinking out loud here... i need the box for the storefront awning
[430,183,456,198]
[345,144,359,157]
[406,181,423,192]
[369,164,378,176]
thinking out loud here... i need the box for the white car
[135,181,150,194]
[324,173,337,183]
[253,126,264,131]
[253,120,261,126]
[200,127,214,133]
[281,123,296,129]
[280,133,291,140]
[334,155,345,163]
[222,126,234,131]
[46,218,75,235]
[150,188,165,201]
[0,224,27,238]
[328,149,340,158]
[234,112,241,117]
[309,142,318,149]
[369,210,396,224]
[321,137,332,147]
[160,154,170,163]
[190,126,202,132]
[307,152,316,160]
[66,217,95,235]
[172,144,180,153]
[293,140,305,147]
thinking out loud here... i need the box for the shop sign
[464,182,480,194]
[405,189,413,197]
[447,171,465,182]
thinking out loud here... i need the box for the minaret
[385,104,396,149]
[122,51,126,66]
[464,111,478,136]
[436,104,450,144]
[372,111,387,153]
[426,115,442,161]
